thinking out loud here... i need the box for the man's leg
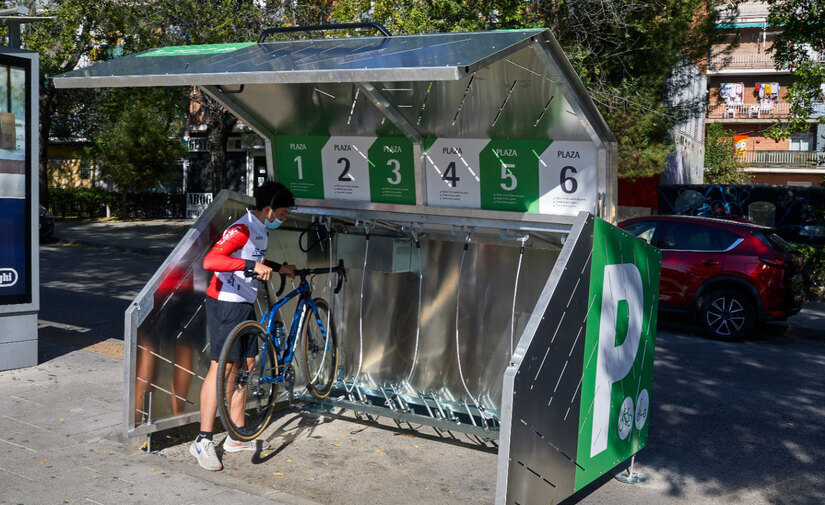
[191,360,223,471]
[199,360,220,432]
[227,357,255,428]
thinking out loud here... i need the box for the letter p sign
[590,263,643,458]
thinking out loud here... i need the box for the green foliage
[48,187,111,218]
[27,0,734,190]
[792,243,825,302]
[325,0,730,179]
[764,0,825,139]
[703,123,751,184]
[88,89,187,216]
[47,186,185,219]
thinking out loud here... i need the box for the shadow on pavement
[642,313,825,503]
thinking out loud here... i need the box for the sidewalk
[52,219,194,258]
[0,339,294,505]
[3,219,297,505]
[19,219,825,505]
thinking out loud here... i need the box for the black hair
[254,181,295,211]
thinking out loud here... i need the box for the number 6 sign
[539,140,597,216]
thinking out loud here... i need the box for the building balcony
[737,2,770,18]
[708,101,825,120]
[741,150,825,168]
[715,1,769,20]
[708,51,785,72]
[709,50,824,73]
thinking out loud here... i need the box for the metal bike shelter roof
[54,29,617,228]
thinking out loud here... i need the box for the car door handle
[702,259,720,266]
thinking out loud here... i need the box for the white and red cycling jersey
[204,211,268,303]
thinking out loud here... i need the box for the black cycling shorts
[204,297,256,362]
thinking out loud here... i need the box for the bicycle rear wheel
[217,321,278,441]
[303,298,338,399]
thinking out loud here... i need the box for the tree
[313,0,731,179]
[703,123,751,184]
[126,0,267,192]
[19,0,134,206]
[764,0,825,140]
[89,89,186,218]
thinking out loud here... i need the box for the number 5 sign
[539,140,597,216]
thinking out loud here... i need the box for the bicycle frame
[256,279,330,385]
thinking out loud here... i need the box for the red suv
[619,215,804,340]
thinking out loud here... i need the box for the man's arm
[203,224,275,280]
[203,225,292,281]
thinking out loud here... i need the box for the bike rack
[55,28,661,505]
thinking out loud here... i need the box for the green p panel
[496,214,661,505]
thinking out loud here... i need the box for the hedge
[48,187,186,219]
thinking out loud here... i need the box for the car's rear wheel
[699,289,755,341]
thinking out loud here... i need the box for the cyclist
[191,181,297,471]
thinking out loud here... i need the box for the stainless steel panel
[54,31,543,88]
[496,212,594,505]
[127,191,254,435]
[337,235,558,414]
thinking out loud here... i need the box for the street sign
[186,192,213,219]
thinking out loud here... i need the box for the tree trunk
[121,189,128,221]
[207,109,237,192]
[39,85,55,208]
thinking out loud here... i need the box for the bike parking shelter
[55,28,661,505]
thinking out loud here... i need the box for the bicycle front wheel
[303,298,338,399]
[217,321,278,441]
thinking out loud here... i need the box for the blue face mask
[265,217,284,230]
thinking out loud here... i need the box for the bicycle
[217,259,346,441]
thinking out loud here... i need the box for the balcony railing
[708,51,783,71]
[708,101,825,119]
[741,150,825,168]
[739,2,770,18]
[708,102,790,118]
[714,2,769,21]
[709,50,824,72]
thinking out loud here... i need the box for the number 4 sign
[424,138,489,208]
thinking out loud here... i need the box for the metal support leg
[614,455,648,484]
[146,391,153,453]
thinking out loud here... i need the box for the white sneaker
[190,438,222,471]
[222,435,272,453]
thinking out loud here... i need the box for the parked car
[619,215,804,340]
[39,205,54,239]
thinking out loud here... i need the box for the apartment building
[707,1,825,186]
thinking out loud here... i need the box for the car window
[712,229,742,250]
[621,221,657,244]
[655,222,717,251]
[754,230,797,253]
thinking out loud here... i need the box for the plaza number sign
[276,136,597,216]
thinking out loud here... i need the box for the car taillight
[759,257,785,269]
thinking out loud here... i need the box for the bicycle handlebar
[244,260,346,297]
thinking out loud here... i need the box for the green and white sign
[424,138,597,215]
[368,137,416,205]
[275,135,416,204]
[575,218,660,491]
[137,43,255,58]
[275,135,329,199]
[479,139,550,213]
[322,136,375,201]
[538,140,598,217]
[275,135,598,215]
[424,138,487,208]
